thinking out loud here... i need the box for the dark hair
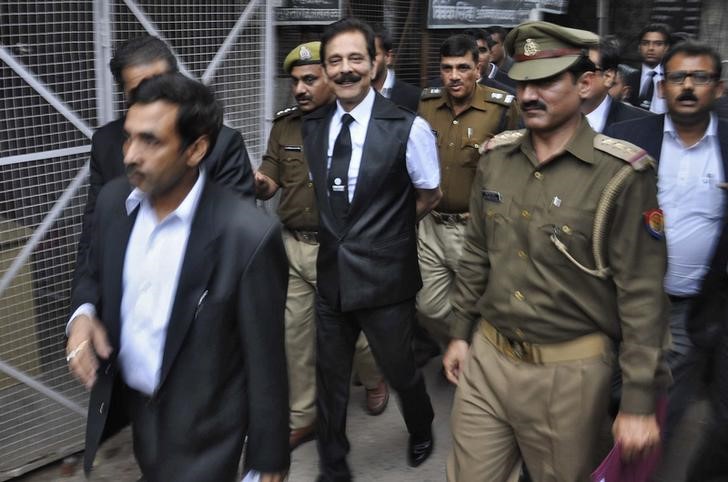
[616,63,639,82]
[321,18,376,66]
[486,26,508,43]
[109,36,178,87]
[129,73,223,152]
[440,34,479,64]
[662,41,723,79]
[463,28,489,44]
[567,53,600,81]
[599,36,621,72]
[638,23,672,45]
[371,22,393,53]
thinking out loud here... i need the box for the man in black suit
[626,23,671,113]
[582,36,654,133]
[371,23,420,111]
[302,18,441,481]
[75,36,255,283]
[65,74,289,481]
[605,41,727,474]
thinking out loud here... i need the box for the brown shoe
[365,380,389,415]
[289,423,316,450]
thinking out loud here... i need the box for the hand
[442,339,469,385]
[612,411,661,462]
[66,314,112,390]
[259,472,287,482]
[254,171,278,199]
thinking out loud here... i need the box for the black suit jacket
[389,79,421,112]
[603,96,655,131]
[302,93,422,311]
[72,177,289,480]
[75,119,255,281]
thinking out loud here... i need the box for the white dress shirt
[380,68,396,99]
[659,113,725,296]
[640,64,667,114]
[326,87,440,203]
[70,169,206,395]
[585,94,612,133]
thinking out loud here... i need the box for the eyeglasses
[664,70,719,85]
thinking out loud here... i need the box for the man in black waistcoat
[301,18,442,482]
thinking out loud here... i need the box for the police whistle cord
[550,164,634,280]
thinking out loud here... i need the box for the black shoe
[407,431,433,467]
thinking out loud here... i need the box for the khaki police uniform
[446,22,670,482]
[259,106,382,429]
[415,84,518,337]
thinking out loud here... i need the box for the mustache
[295,93,312,102]
[520,100,547,111]
[677,91,698,102]
[125,164,140,177]
[334,73,361,84]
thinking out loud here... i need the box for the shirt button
[561,225,572,234]
[534,171,543,180]
[453,120,459,125]
[304,207,311,213]
[521,209,530,218]
[308,182,313,188]
[514,290,525,301]
[517,250,528,259]
[448,142,455,147]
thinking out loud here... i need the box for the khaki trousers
[282,230,381,429]
[416,214,467,342]
[447,327,614,482]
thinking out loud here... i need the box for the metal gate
[0,1,273,478]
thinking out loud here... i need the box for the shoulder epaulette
[274,105,299,120]
[481,129,526,153]
[484,89,516,107]
[593,134,655,171]
[420,87,443,100]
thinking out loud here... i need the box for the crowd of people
[62,14,727,482]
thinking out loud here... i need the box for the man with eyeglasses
[629,23,672,113]
[605,41,728,475]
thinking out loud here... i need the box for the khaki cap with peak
[283,41,322,73]
[505,21,599,81]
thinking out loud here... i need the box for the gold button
[304,207,310,213]
[486,209,495,217]
[534,171,543,180]
[521,209,530,218]
[474,143,479,149]
[448,142,455,147]
[308,182,313,188]
[453,120,459,125]
[514,290,525,301]
[561,225,572,234]
[517,250,528,259]
[515,328,525,339]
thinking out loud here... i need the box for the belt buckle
[508,339,532,362]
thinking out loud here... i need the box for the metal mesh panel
[1,1,267,478]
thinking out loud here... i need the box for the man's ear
[577,71,595,100]
[603,68,616,89]
[185,135,211,168]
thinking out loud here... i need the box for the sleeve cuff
[67,303,97,337]
[619,383,657,415]
[449,312,477,341]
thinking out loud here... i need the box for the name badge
[284,145,302,152]
[481,189,502,203]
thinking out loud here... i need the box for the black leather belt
[290,230,319,244]
[430,211,470,225]
[668,294,694,304]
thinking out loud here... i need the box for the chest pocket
[280,153,309,187]
[483,195,512,252]
[536,207,594,267]
[461,126,494,167]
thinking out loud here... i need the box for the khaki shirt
[258,107,318,231]
[418,84,519,213]
[450,118,669,414]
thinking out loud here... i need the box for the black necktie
[639,70,656,109]
[328,113,354,224]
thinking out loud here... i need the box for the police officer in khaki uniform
[255,43,387,449]
[442,22,670,482]
[416,34,518,342]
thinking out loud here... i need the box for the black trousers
[315,295,434,482]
